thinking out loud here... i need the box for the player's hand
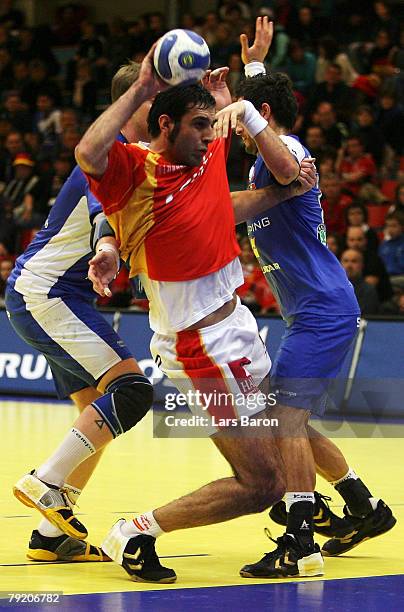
[138,43,168,99]
[291,158,317,196]
[202,67,232,109]
[214,100,245,139]
[88,250,118,298]
[240,17,273,65]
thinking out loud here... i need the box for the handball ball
[154,29,210,86]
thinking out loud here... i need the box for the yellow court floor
[0,399,403,597]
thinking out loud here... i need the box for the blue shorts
[270,314,359,415]
[5,287,132,399]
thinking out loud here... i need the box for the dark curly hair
[236,73,298,131]
[148,83,215,138]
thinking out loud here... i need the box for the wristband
[244,61,266,78]
[96,243,120,273]
[242,100,268,138]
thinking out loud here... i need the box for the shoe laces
[315,492,332,511]
[259,528,288,562]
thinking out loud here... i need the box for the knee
[92,373,153,437]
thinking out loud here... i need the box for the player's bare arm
[75,45,164,177]
[214,100,300,185]
[202,67,232,110]
[232,158,316,224]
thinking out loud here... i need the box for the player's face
[236,121,257,155]
[168,106,215,167]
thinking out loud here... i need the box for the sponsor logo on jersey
[247,217,271,233]
[317,223,327,245]
[262,262,281,274]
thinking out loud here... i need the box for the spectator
[326,232,343,258]
[346,225,393,302]
[338,135,378,197]
[0,256,13,306]
[32,92,62,159]
[315,35,358,85]
[379,212,404,278]
[12,60,30,94]
[0,129,24,183]
[308,63,354,121]
[0,47,13,89]
[352,105,385,166]
[284,39,316,96]
[71,58,97,119]
[227,53,243,98]
[344,202,379,252]
[15,26,59,76]
[389,184,404,215]
[287,4,322,51]
[318,146,337,176]
[2,152,39,209]
[0,0,25,30]
[20,59,61,111]
[320,173,352,235]
[201,12,219,47]
[106,17,131,75]
[314,101,347,149]
[0,91,32,134]
[9,153,47,230]
[68,20,108,89]
[210,22,239,69]
[367,29,394,77]
[375,91,404,156]
[371,1,400,43]
[341,248,380,314]
[303,125,326,159]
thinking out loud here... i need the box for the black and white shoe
[240,532,324,578]
[102,519,177,583]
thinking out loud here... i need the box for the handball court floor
[1,398,403,611]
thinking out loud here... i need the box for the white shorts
[150,299,271,431]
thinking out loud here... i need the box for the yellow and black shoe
[27,530,111,562]
[13,470,88,540]
[322,500,396,556]
[240,533,324,579]
[269,492,349,538]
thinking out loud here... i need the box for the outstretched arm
[232,158,316,224]
[75,45,164,177]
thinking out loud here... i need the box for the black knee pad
[92,373,153,437]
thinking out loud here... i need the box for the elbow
[75,142,92,172]
[275,161,300,186]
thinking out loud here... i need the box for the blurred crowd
[0,0,403,316]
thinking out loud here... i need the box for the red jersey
[86,138,240,282]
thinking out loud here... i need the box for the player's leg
[306,425,396,556]
[101,300,286,582]
[265,315,395,560]
[14,357,152,537]
[101,417,285,583]
[11,296,152,541]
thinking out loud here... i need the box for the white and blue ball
[154,29,210,86]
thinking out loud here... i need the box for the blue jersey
[247,135,359,324]
[8,134,127,302]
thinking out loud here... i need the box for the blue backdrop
[0,309,403,417]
